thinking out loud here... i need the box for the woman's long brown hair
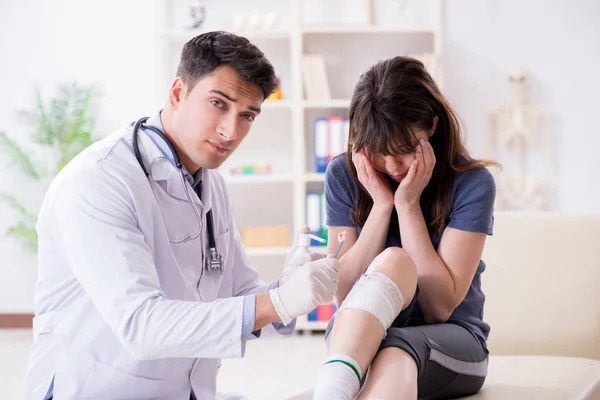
[347,56,500,234]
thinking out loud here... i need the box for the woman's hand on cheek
[352,149,394,208]
[394,139,436,209]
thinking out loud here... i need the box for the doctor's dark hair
[347,56,500,234]
[176,31,277,100]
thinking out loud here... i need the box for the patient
[315,56,500,400]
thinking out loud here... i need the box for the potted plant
[0,82,100,252]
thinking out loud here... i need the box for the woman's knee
[337,248,416,331]
[366,247,417,306]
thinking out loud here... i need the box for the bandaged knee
[338,272,404,332]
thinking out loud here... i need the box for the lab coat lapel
[137,130,201,205]
[199,168,213,219]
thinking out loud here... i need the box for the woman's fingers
[404,159,418,185]
[354,151,367,183]
[362,151,377,181]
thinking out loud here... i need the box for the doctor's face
[168,65,264,173]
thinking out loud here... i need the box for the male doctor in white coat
[25,31,339,400]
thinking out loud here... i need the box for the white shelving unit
[153,0,443,332]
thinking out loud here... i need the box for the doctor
[25,31,339,400]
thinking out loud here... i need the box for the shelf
[154,1,444,291]
[159,29,291,42]
[295,319,330,331]
[245,247,290,256]
[262,100,293,110]
[302,99,351,109]
[223,174,294,184]
[244,246,327,258]
[302,26,435,35]
[303,173,325,182]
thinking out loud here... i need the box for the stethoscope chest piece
[207,247,223,272]
[132,116,223,274]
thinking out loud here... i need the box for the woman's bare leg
[313,247,417,400]
[357,347,418,400]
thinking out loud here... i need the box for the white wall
[443,0,600,213]
[0,0,157,312]
[0,0,598,312]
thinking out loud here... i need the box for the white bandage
[338,272,404,332]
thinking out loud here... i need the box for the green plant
[0,82,100,252]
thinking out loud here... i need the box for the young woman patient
[314,56,500,400]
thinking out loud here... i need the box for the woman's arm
[327,150,397,305]
[329,203,393,305]
[396,203,486,323]
[394,140,492,323]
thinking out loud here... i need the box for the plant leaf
[0,194,28,216]
[0,131,40,180]
[6,221,38,253]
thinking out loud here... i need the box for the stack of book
[313,116,350,173]
[306,190,327,247]
[307,303,337,322]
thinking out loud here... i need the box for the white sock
[313,354,362,400]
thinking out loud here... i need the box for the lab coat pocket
[78,360,163,399]
[215,229,230,266]
[155,180,203,245]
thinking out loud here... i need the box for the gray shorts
[325,293,489,399]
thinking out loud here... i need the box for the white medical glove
[270,257,340,325]
[280,250,326,286]
[279,227,327,286]
[283,226,310,266]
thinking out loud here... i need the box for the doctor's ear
[169,77,186,109]
[429,116,439,137]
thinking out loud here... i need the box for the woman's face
[369,126,433,183]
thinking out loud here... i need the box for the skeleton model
[487,69,552,210]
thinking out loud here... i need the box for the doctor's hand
[280,227,327,286]
[270,257,339,325]
[280,251,326,286]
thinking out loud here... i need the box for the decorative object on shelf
[487,68,552,210]
[266,77,283,101]
[386,0,433,29]
[0,82,100,252]
[241,225,291,248]
[233,14,245,31]
[230,164,272,175]
[302,54,331,101]
[188,0,206,30]
[302,0,374,26]
[248,13,261,30]
[264,12,277,29]
[391,0,415,28]
[232,13,279,32]
[363,0,374,24]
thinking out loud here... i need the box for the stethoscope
[131,116,223,272]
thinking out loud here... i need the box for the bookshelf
[153,0,443,332]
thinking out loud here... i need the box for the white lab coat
[24,126,289,400]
